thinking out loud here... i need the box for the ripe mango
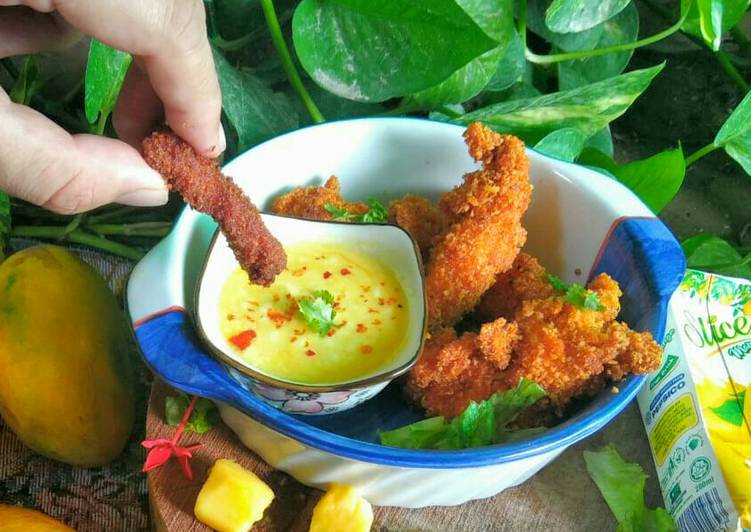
[0,504,74,531]
[0,245,135,466]
[309,484,373,532]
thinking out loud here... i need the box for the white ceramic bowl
[127,118,685,508]
[194,215,426,414]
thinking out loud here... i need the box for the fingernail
[215,124,226,155]
[116,188,169,207]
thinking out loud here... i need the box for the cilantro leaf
[165,392,219,434]
[584,445,677,532]
[379,379,545,449]
[297,289,337,336]
[323,203,352,220]
[323,198,388,223]
[546,274,606,311]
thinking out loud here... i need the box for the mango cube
[309,483,373,532]
[194,459,274,532]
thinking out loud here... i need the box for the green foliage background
[2,0,751,277]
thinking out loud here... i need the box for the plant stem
[11,226,144,260]
[259,0,324,124]
[94,112,108,136]
[518,0,528,50]
[731,27,751,55]
[86,206,142,224]
[86,222,171,237]
[714,50,751,92]
[526,12,688,65]
[685,143,719,166]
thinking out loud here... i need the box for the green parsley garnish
[379,379,546,449]
[297,289,337,336]
[323,197,388,223]
[545,274,606,311]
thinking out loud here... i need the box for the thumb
[0,97,167,214]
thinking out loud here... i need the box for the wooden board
[147,379,664,532]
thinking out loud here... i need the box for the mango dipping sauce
[218,242,410,385]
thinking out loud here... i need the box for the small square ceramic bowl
[127,118,686,508]
[193,216,427,414]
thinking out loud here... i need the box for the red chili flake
[290,337,298,343]
[292,267,307,277]
[226,313,235,321]
[340,268,352,276]
[356,323,367,333]
[267,309,292,328]
[372,319,382,325]
[326,329,337,337]
[333,301,341,309]
[386,297,398,305]
[360,345,373,354]
[141,396,202,480]
[378,297,385,306]
[229,330,256,350]
[367,308,378,314]
[293,328,305,336]
[305,349,316,357]
[304,340,310,348]
[323,271,332,279]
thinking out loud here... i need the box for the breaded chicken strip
[388,195,445,260]
[406,318,519,418]
[271,176,367,220]
[474,253,554,322]
[426,123,532,329]
[498,273,661,413]
[143,130,285,286]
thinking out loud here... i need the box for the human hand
[0,0,223,214]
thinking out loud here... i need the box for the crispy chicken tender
[408,268,663,419]
[474,253,554,322]
[143,130,285,286]
[388,195,445,260]
[426,123,532,329]
[498,273,661,413]
[406,318,519,419]
[270,176,367,220]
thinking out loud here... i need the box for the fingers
[52,0,224,156]
[0,96,168,214]
[0,7,80,57]
[112,61,163,150]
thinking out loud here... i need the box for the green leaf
[714,90,751,175]
[485,30,526,92]
[379,379,546,449]
[165,392,219,434]
[546,274,606,310]
[297,290,337,336]
[534,128,586,161]
[527,0,603,50]
[323,204,352,219]
[212,49,299,152]
[682,234,751,279]
[585,445,678,532]
[545,0,632,33]
[585,127,615,157]
[710,391,746,425]
[439,64,664,143]
[291,0,500,102]
[557,3,639,90]
[84,40,132,125]
[682,0,749,51]
[578,147,685,213]
[0,193,10,261]
[9,56,42,106]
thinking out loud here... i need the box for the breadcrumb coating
[270,176,367,220]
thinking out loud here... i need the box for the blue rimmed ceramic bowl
[127,118,686,508]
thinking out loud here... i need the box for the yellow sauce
[219,242,410,384]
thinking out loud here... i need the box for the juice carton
[638,269,750,532]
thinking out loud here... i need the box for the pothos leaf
[291,0,500,102]
[682,234,751,279]
[438,64,663,143]
[84,40,132,125]
[682,0,749,51]
[545,0,632,33]
[212,48,299,152]
[557,3,639,90]
[0,193,10,260]
[534,128,587,161]
[9,56,42,106]
[485,30,526,92]
[714,90,751,176]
